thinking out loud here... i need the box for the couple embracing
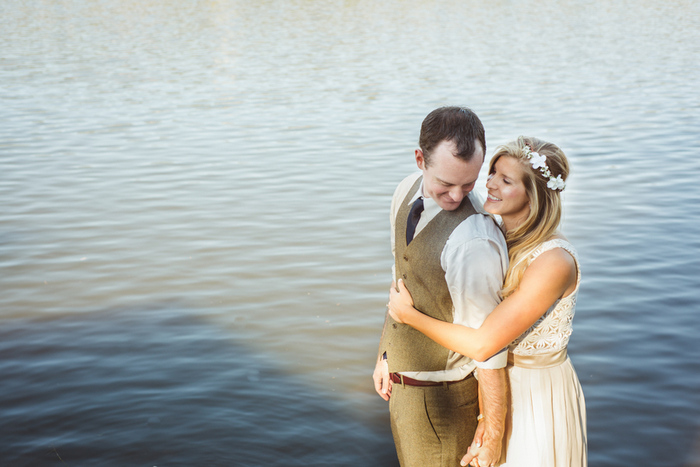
[373,107,587,467]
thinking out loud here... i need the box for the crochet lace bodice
[509,239,581,356]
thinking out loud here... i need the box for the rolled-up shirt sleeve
[442,215,509,369]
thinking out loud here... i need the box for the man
[373,106,508,467]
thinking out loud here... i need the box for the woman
[388,136,587,467]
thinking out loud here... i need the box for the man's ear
[415,149,426,170]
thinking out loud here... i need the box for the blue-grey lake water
[1,0,700,465]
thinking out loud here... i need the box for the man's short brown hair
[419,106,486,165]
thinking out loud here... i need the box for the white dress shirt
[390,172,509,381]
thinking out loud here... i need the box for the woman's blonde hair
[492,136,570,297]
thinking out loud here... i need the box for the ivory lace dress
[500,239,587,467]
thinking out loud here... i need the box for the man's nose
[449,187,464,202]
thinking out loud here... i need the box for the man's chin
[438,201,461,211]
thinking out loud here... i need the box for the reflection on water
[1,0,700,465]
[0,308,395,465]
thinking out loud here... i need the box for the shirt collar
[406,178,441,218]
[407,178,424,205]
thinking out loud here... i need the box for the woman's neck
[501,213,528,233]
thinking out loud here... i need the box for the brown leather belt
[389,372,474,387]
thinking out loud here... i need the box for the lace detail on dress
[510,239,581,356]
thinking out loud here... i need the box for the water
[1,0,699,465]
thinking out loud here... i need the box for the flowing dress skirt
[500,355,587,467]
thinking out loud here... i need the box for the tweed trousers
[389,375,479,467]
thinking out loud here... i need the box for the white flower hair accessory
[523,145,566,191]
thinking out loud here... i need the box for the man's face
[415,140,484,211]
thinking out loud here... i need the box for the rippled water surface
[2,1,700,465]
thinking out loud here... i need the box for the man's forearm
[373,307,393,400]
[477,368,507,443]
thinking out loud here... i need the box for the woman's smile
[483,156,531,231]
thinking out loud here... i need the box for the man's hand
[461,367,506,466]
[372,355,392,401]
[460,418,502,467]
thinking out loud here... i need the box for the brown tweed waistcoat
[380,176,478,373]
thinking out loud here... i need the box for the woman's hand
[388,279,416,324]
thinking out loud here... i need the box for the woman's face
[483,156,531,230]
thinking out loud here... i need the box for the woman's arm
[388,247,577,361]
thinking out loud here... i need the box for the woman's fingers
[461,445,477,466]
[397,278,414,305]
